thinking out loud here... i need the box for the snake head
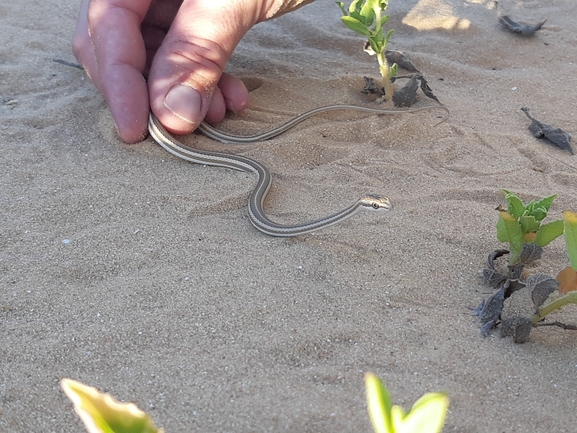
[360,195,392,212]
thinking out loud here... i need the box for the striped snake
[148,104,448,236]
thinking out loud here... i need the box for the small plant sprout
[557,210,577,294]
[531,210,577,324]
[60,379,163,433]
[365,372,449,433]
[62,376,448,433]
[337,0,397,101]
[496,189,564,265]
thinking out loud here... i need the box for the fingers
[202,73,249,125]
[72,0,288,142]
[73,0,152,143]
[148,0,259,134]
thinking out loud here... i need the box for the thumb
[148,0,265,134]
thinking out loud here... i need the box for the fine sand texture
[2,0,577,431]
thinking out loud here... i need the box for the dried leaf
[521,107,574,154]
[417,76,440,103]
[495,2,546,37]
[486,249,510,270]
[475,287,505,337]
[385,50,418,72]
[557,266,577,295]
[518,243,543,265]
[507,264,525,281]
[502,278,526,299]
[500,316,532,343]
[482,268,508,289]
[527,273,559,310]
[361,76,385,97]
[392,74,418,107]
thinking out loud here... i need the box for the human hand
[73,0,313,143]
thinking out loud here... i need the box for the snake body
[148,104,448,236]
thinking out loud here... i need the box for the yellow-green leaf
[534,219,564,247]
[496,209,523,261]
[503,190,525,219]
[391,392,449,433]
[563,210,577,270]
[60,379,162,433]
[340,15,371,36]
[365,373,393,433]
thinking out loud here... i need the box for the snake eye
[372,202,380,209]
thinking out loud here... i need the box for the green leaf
[563,211,577,270]
[519,214,540,235]
[534,219,564,247]
[391,392,449,433]
[60,379,162,433]
[534,194,557,213]
[530,207,547,222]
[360,0,377,25]
[340,16,371,36]
[348,0,363,14]
[497,209,523,262]
[383,27,394,45]
[503,190,525,219]
[365,373,393,433]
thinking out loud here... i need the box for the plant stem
[531,291,577,324]
[377,51,394,101]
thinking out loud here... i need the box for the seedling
[496,189,564,265]
[60,378,163,433]
[479,197,577,343]
[365,373,448,433]
[531,210,577,323]
[61,375,449,433]
[337,0,398,101]
[557,210,577,294]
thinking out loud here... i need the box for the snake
[148,104,448,236]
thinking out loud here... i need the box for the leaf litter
[521,107,573,155]
[495,1,546,37]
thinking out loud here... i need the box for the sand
[2,0,577,431]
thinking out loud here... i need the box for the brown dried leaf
[482,268,508,289]
[418,76,440,104]
[521,107,574,154]
[503,278,526,299]
[486,249,510,270]
[393,75,419,107]
[385,50,419,72]
[361,76,384,97]
[500,316,532,343]
[475,287,505,337]
[527,273,559,309]
[507,263,525,281]
[518,243,543,265]
[495,1,547,37]
[557,266,577,295]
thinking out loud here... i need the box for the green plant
[481,203,577,342]
[496,189,564,264]
[556,210,577,294]
[337,0,397,101]
[531,210,577,324]
[61,375,449,433]
[365,372,449,433]
[60,379,163,433]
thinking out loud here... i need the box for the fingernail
[164,84,201,124]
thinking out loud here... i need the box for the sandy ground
[2,0,577,431]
